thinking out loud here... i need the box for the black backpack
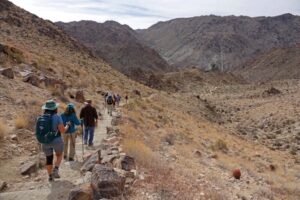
[106,95,113,105]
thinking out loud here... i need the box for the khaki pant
[63,133,76,159]
[107,104,113,116]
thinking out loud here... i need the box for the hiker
[61,103,81,161]
[125,95,128,104]
[115,94,121,106]
[106,93,114,116]
[80,99,98,146]
[36,100,70,181]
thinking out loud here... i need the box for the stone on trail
[113,155,136,171]
[81,151,101,173]
[0,67,14,79]
[20,161,37,175]
[91,164,126,199]
[68,183,93,200]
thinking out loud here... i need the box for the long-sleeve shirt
[79,105,98,127]
[61,113,81,134]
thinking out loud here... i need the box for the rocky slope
[56,20,173,83]
[236,44,300,82]
[139,14,300,73]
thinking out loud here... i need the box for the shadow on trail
[47,180,75,200]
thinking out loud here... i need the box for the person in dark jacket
[80,99,98,146]
[61,103,81,161]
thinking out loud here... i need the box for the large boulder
[68,183,93,200]
[75,91,85,103]
[0,67,14,79]
[91,164,126,199]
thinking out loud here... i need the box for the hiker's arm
[73,115,81,126]
[58,123,70,134]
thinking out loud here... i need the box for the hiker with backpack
[61,103,81,161]
[106,93,114,116]
[36,100,70,181]
[80,99,98,146]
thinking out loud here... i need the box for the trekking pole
[81,125,84,161]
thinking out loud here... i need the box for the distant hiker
[106,93,114,116]
[125,95,128,104]
[80,99,98,146]
[115,94,121,106]
[36,100,70,181]
[61,103,81,161]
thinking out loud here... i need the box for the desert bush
[211,139,228,153]
[0,120,8,140]
[15,115,29,129]
[123,139,154,167]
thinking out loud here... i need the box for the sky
[10,0,300,29]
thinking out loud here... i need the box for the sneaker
[52,168,60,179]
[69,157,74,161]
[88,143,93,147]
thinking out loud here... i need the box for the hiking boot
[69,157,74,162]
[88,143,93,147]
[48,175,54,182]
[52,168,60,179]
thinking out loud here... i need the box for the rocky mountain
[235,44,300,82]
[56,20,173,83]
[139,14,300,73]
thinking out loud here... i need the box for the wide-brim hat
[42,100,59,110]
[67,103,75,109]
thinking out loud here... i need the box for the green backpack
[35,114,58,144]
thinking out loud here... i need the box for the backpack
[35,114,58,144]
[106,95,113,105]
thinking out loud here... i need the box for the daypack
[35,114,58,144]
[106,95,113,105]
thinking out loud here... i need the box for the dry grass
[211,139,228,153]
[123,139,154,167]
[15,115,29,129]
[0,120,8,140]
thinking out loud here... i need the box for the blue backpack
[35,114,58,144]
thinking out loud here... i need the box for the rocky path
[0,108,112,200]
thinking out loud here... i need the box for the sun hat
[67,103,75,108]
[42,100,59,110]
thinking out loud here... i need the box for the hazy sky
[10,0,300,29]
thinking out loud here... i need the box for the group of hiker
[104,92,122,116]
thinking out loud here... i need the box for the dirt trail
[0,108,112,200]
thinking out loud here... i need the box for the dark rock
[106,127,114,135]
[113,155,135,171]
[0,180,7,192]
[132,89,141,97]
[91,164,126,199]
[262,87,281,97]
[0,67,14,79]
[20,161,37,175]
[75,91,85,103]
[23,74,41,86]
[68,183,93,200]
[81,150,101,173]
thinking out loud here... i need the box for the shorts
[42,137,64,156]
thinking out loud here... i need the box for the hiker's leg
[63,134,69,158]
[84,127,89,144]
[89,126,95,145]
[42,144,54,176]
[53,137,64,168]
[69,134,76,159]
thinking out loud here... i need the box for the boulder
[101,154,118,165]
[75,91,85,103]
[91,164,126,199]
[0,67,14,79]
[68,183,93,200]
[20,161,37,175]
[106,127,114,135]
[23,74,41,86]
[113,155,135,171]
[103,136,119,145]
[81,150,101,173]
[0,180,7,192]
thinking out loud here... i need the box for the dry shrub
[211,139,228,153]
[123,139,154,167]
[15,116,29,129]
[0,120,8,140]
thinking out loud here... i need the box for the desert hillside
[0,1,299,200]
[56,20,173,84]
[139,14,300,73]
[235,44,300,82]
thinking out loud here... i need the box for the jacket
[60,113,81,134]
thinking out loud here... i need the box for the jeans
[84,126,95,145]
